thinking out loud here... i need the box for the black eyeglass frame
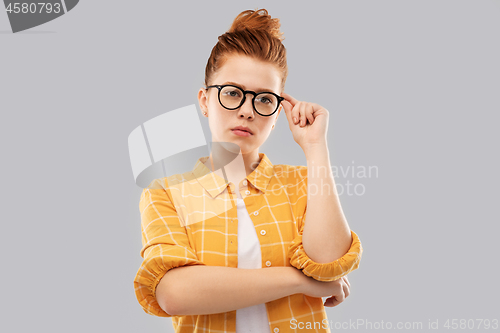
[205,84,284,117]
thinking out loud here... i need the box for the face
[198,54,282,155]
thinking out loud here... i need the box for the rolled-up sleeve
[134,180,206,317]
[287,209,363,282]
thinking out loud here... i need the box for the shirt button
[266,261,272,267]
[273,327,279,333]
[254,211,259,216]
[245,190,250,195]
[231,219,234,223]
[260,229,266,236]
[243,180,248,186]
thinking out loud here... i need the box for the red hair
[204,8,288,92]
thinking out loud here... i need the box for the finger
[305,103,315,125]
[281,92,299,108]
[298,102,307,126]
[325,294,344,307]
[291,101,301,125]
[336,289,346,303]
[324,296,337,307]
[343,276,350,289]
[281,99,292,115]
[281,100,295,127]
[343,279,350,298]
[331,297,343,307]
[311,102,323,113]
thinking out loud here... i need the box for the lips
[232,126,253,134]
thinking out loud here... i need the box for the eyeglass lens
[219,86,279,115]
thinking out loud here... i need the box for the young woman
[134,8,363,333]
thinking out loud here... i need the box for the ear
[198,88,209,116]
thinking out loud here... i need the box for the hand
[297,273,351,308]
[323,276,350,307]
[281,92,329,150]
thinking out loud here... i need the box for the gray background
[1,0,499,332]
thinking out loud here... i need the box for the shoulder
[143,169,196,191]
[140,170,195,207]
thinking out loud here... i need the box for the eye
[256,96,272,104]
[221,88,242,98]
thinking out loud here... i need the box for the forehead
[212,54,281,93]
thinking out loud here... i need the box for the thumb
[324,296,341,307]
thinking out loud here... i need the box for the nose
[237,93,256,119]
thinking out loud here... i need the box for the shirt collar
[191,152,274,199]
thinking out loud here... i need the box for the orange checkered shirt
[134,152,363,332]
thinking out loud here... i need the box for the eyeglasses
[206,84,284,117]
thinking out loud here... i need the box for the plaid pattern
[134,153,363,332]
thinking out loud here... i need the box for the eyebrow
[222,81,277,94]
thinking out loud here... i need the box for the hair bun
[228,8,284,41]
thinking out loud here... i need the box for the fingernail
[293,117,297,124]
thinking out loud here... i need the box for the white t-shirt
[235,197,272,333]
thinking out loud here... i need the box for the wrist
[302,141,328,156]
[287,267,306,294]
[303,142,329,161]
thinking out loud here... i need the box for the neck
[205,143,261,179]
